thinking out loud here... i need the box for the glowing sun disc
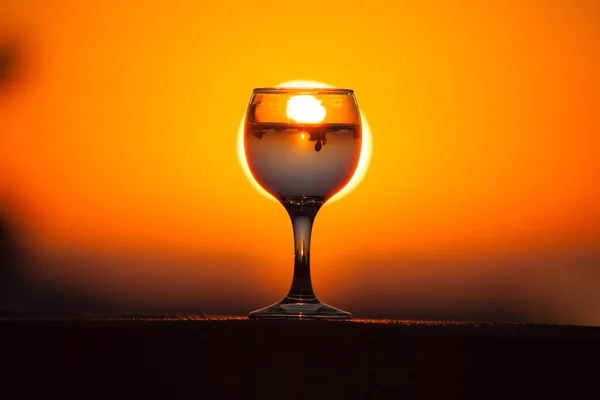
[286,95,327,123]
[237,80,373,205]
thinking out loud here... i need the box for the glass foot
[249,298,352,320]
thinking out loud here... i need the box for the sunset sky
[1,0,599,325]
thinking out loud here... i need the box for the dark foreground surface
[3,316,600,399]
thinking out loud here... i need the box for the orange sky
[1,1,599,324]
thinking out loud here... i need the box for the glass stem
[281,198,323,303]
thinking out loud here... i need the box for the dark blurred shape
[0,40,19,86]
[0,210,21,305]
[0,201,42,314]
[0,195,121,316]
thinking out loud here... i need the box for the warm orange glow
[286,95,327,123]
[1,1,600,325]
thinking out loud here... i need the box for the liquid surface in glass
[245,122,361,201]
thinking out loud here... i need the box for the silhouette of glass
[244,87,362,319]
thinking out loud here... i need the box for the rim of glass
[252,87,354,94]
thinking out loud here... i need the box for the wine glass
[244,87,362,319]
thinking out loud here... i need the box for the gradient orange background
[1,0,599,325]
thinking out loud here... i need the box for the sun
[286,95,327,123]
[237,80,373,204]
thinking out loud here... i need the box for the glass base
[249,298,352,320]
